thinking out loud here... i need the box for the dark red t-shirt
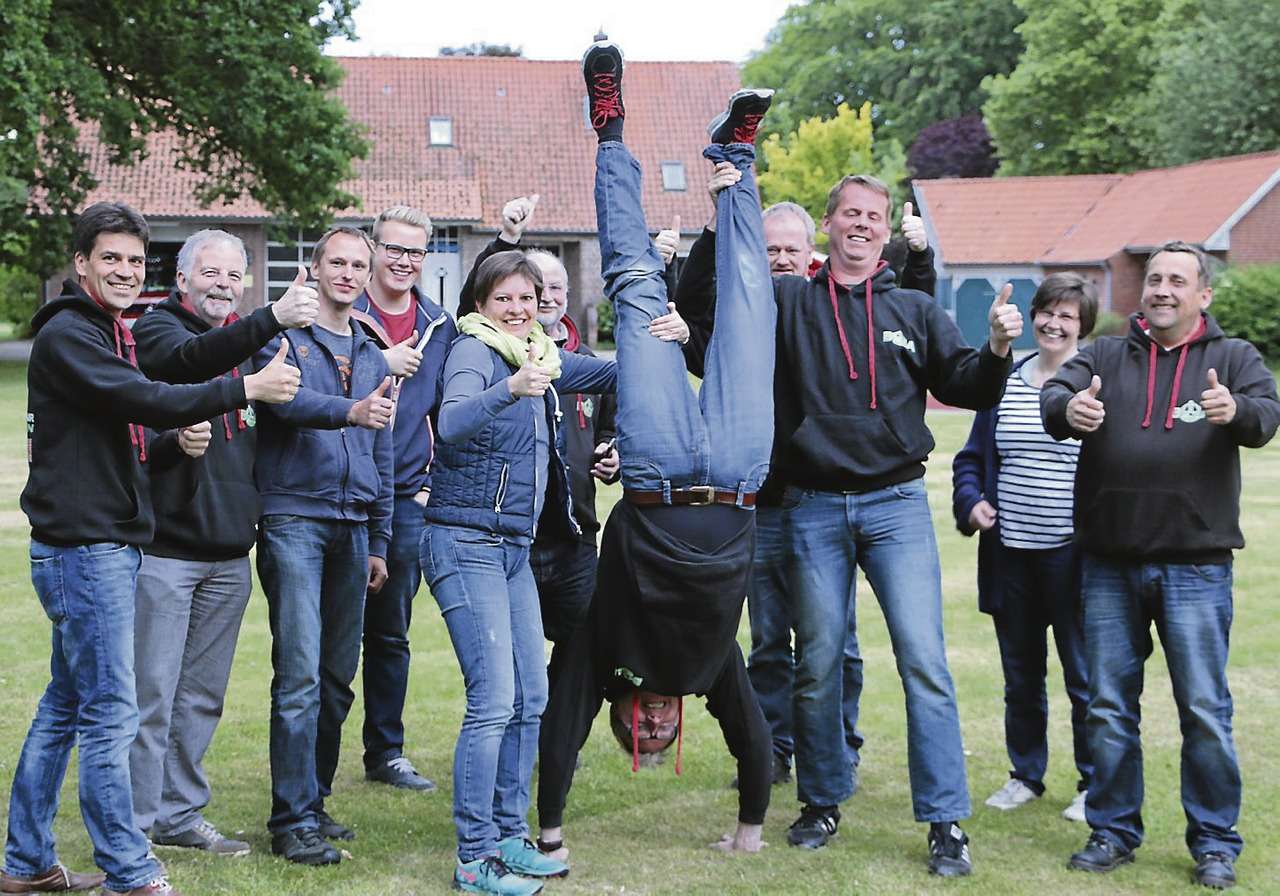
[372,300,417,347]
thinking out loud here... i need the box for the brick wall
[1107,252,1146,316]
[1227,185,1280,266]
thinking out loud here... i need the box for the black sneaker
[786,805,840,849]
[582,37,624,138]
[707,89,775,146]
[1068,832,1135,873]
[1193,852,1236,890]
[927,822,972,877]
[366,756,437,792]
[271,828,340,866]
[315,809,355,842]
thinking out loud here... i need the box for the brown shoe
[101,876,182,896]
[0,863,104,892]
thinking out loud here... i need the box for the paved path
[0,340,31,362]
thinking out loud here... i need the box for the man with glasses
[350,206,457,792]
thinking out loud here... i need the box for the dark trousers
[991,542,1092,793]
[530,537,598,690]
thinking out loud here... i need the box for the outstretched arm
[704,645,770,851]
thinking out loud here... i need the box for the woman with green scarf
[421,249,616,893]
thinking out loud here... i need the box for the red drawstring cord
[1141,340,1157,429]
[827,274,878,408]
[674,697,684,776]
[864,279,877,410]
[826,275,857,382]
[631,692,640,773]
[576,394,587,430]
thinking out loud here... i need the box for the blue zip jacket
[426,335,615,542]
[252,323,394,558]
[951,354,1033,615]
[351,286,456,497]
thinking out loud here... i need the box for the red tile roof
[916,151,1280,265]
[80,56,741,232]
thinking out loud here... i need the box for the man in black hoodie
[1042,241,1279,890]
[129,229,319,859]
[5,203,299,896]
[679,169,1021,871]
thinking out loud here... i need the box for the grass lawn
[0,357,1277,894]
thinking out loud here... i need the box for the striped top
[994,366,1080,549]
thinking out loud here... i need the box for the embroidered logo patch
[581,396,595,419]
[1172,400,1205,423]
[614,666,644,686]
[26,412,33,463]
[297,344,310,360]
[242,405,256,428]
[882,329,917,354]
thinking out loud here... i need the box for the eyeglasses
[378,242,428,262]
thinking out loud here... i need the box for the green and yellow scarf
[457,312,562,379]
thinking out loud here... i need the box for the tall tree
[982,0,1166,175]
[1141,0,1280,166]
[757,102,906,242]
[0,0,368,278]
[743,0,1024,152]
[908,116,998,179]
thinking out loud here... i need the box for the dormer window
[661,161,686,192]
[429,117,453,146]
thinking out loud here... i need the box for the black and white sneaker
[786,804,840,849]
[582,36,624,140]
[151,819,250,857]
[1193,851,1237,890]
[927,822,972,877]
[707,88,775,146]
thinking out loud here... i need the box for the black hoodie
[1042,312,1279,562]
[132,292,285,560]
[21,280,248,547]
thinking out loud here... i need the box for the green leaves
[0,0,367,277]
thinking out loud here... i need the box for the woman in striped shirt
[952,273,1099,822]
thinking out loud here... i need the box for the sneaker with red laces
[582,37,624,137]
[707,88,775,146]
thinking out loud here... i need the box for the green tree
[0,0,368,278]
[982,0,1167,175]
[757,102,906,243]
[1141,0,1280,166]
[743,0,1024,152]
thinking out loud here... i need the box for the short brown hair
[1146,240,1213,288]
[825,174,892,218]
[312,225,374,265]
[1031,273,1100,338]
[473,251,543,305]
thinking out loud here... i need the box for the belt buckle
[685,485,716,506]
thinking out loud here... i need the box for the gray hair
[762,202,817,248]
[176,229,248,282]
[372,205,433,244]
[524,248,568,285]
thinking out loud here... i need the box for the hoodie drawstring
[87,287,147,462]
[674,696,684,776]
[826,275,878,409]
[631,692,641,773]
[1140,316,1205,430]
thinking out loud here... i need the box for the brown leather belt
[623,486,756,508]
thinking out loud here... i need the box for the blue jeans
[786,482,970,820]
[422,525,546,863]
[530,537,598,691]
[362,496,425,770]
[5,541,162,893]
[991,543,1091,794]
[747,506,864,770]
[596,140,774,495]
[257,516,368,833]
[1081,556,1242,858]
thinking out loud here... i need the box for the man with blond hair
[350,206,457,792]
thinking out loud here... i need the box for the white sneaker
[1062,790,1087,822]
[984,778,1040,811]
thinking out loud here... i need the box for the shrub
[595,298,615,343]
[1209,263,1280,362]
[0,265,42,337]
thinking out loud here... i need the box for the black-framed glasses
[378,242,428,262]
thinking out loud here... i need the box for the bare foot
[710,833,767,853]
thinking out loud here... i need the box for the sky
[327,0,797,62]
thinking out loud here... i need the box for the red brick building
[60,55,742,336]
[913,151,1280,347]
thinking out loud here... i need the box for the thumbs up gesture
[383,328,423,377]
[245,338,301,404]
[507,343,553,398]
[988,283,1024,356]
[901,201,927,252]
[501,194,540,243]
[1067,374,1106,433]
[654,215,682,267]
[347,376,395,429]
[272,264,320,329]
[1201,367,1236,425]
